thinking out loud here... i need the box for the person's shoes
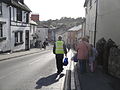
[57,71,61,75]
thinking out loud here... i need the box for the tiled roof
[68,25,82,31]
[2,0,31,12]
[11,0,31,12]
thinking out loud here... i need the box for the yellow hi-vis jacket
[55,41,64,54]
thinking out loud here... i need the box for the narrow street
[0,50,63,90]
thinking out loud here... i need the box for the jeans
[79,59,87,73]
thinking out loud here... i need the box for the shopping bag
[63,57,68,66]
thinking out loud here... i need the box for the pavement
[0,46,76,90]
[73,55,120,90]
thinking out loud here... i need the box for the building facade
[30,20,38,48]
[84,0,120,45]
[0,0,31,52]
[36,27,48,43]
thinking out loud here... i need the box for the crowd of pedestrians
[75,36,98,73]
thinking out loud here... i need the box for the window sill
[0,37,6,42]
[14,41,24,46]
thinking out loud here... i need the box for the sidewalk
[74,59,120,90]
[0,45,53,61]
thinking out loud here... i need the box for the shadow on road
[35,73,64,89]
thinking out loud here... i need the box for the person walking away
[43,41,47,50]
[89,44,98,72]
[76,37,91,74]
[39,41,42,50]
[53,36,67,75]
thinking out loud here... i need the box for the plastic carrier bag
[63,57,68,66]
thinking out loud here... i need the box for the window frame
[0,24,3,37]
[17,8,22,21]
[14,31,24,46]
[0,2,2,15]
[26,13,29,23]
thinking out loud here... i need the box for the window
[85,8,88,14]
[17,9,22,21]
[15,32,18,42]
[20,32,23,42]
[14,31,23,46]
[0,24,3,37]
[0,2,2,15]
[26,13,29,23]
[13,7,15,21]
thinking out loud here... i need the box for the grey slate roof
[1,0,31,12]
[68,25,82,31]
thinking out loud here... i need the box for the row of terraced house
[0,0,48,53]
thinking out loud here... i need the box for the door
[25,30,29,50]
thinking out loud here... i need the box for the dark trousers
[55,54,64,73]
[79,60,87,73]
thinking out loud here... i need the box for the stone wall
[108,47,120,78]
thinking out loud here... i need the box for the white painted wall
[36,28,48,42]
[0,2,10,52]
[10,6,30,51]
[85,0,97,44]
[96,0,120,45]
[10,26,30,51]
[85,0,120,45]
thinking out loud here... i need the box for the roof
[2,0,31,12]
[68,25,82,31]
[30,20,38,25]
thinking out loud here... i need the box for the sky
[24,0,85,21]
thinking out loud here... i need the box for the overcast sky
[24,0,85,21]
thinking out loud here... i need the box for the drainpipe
[9,6,12,53]
[94,0,98,47]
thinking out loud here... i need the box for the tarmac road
[0,51,64,90]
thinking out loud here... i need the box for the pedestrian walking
[39,40,42,50]
[43,41,47,50]
[53,36,67,75]
[76,37,91,74]
[89,44,98,72]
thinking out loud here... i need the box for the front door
[25,30,29,50]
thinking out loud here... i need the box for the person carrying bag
[53,36,67,75]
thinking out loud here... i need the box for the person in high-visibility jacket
[53,36,67,75]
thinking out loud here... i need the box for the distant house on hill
[67,25,83,49]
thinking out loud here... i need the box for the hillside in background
[37,17,84,31]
